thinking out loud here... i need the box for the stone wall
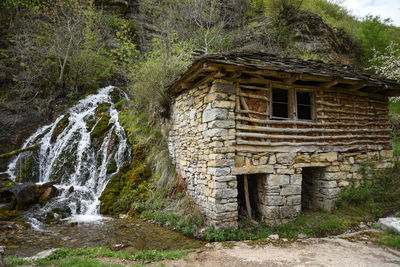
[169,80,238,228]
[169,78,394,229]
[234,150,393,223]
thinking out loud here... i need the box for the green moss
[14,150,39,183]
[95,103,111,116]
[86,118,97,132]
[0,206,22,221]
[107,158,117,174]
[99,146,152,215]
[110,88,123,104]
[44,212,58,224]
[91,115,111,146]
[114,99,126,111]
[51,114,70,144]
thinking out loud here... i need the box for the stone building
[167,52,400,229]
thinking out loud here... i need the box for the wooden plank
[235,115,390,126]
[191,71,216,89]
[236,132,390,140]
[239,92,269,101]
[244,175,251,219]
[235,84,240,112]
[316,108,387,116]
[236,110,269,116]
[236,139,390,147]
[235,124,392,133]
[239,84,270,91]
[317,115,388,121]
[316,101,388,111]
[236,144,392,153]
[240,96,250,110]
[320,79,338,89]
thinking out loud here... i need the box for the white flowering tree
[369,42,400,82]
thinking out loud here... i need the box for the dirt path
[149,231,400,267]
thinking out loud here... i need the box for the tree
[11,0,114,97]
[369,42,400,82]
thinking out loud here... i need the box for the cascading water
[6,86,131,227]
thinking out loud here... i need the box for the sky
[342,0,400,26]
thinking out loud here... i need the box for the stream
[1,86,203,257]
[0,217,203,257]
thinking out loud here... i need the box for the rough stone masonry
[168,80,393,229]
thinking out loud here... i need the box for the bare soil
[130,231,400,266]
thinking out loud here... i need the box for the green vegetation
[376,229,400,249]
[90,115,111,146]
[50,114,70,143]
[5,247,194,266]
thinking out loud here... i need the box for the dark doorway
[301,167,324,210]
[237,174,261,219]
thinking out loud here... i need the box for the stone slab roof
[168,52,400,97]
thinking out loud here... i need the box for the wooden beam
[235,124,391,133]
[191,72,216,89]
[236,110,269,116]
[236,139,390,147]
[236,132,390,140]
[350,82,367,91]
[244,175,251,219]
[283,74,299,85]
[320,79,338,89]
[214,68,227,78]
[235,115,390,127]
[235,83,240,112]
[239,92,269,101]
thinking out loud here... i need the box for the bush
[128,37,192,119]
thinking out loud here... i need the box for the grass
[376,229,400,249]
[4,247,194,266]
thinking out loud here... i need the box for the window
[297,91,313,120]
[271,88,314,120]
[272,88,289,119]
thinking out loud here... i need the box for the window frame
[295,88,315,121]
[269,86,315,121]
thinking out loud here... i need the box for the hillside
[1,0,400,232]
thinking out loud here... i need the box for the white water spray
[7,86,130,225]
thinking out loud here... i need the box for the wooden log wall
[234,82,392,153]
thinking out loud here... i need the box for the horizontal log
[0,145,38,159]
[236,144,392,153]
[236,132,390,140]
[236,110,269,116]
[316,108,387,116]
[318,115,388,121]
[235,124,392,133]
[239,84,269,91]
[235,116,390,127]
[316,101,388,112]
[239,92,269,101]
[236,139,391,147]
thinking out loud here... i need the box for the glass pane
[298,105,312,120]
[297,91,311,105]
[273,103,288,118]
[272,88,288,103]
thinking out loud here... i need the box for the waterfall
[6,86,131,225]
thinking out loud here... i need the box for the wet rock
[0,179,60,209]
[110,244,126,251]
[24,248,60,261]
[297,233,308,239]
[268,234,279,240]
[378,217,400,234]
[68,186,74,193]
[0,174,14,194]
